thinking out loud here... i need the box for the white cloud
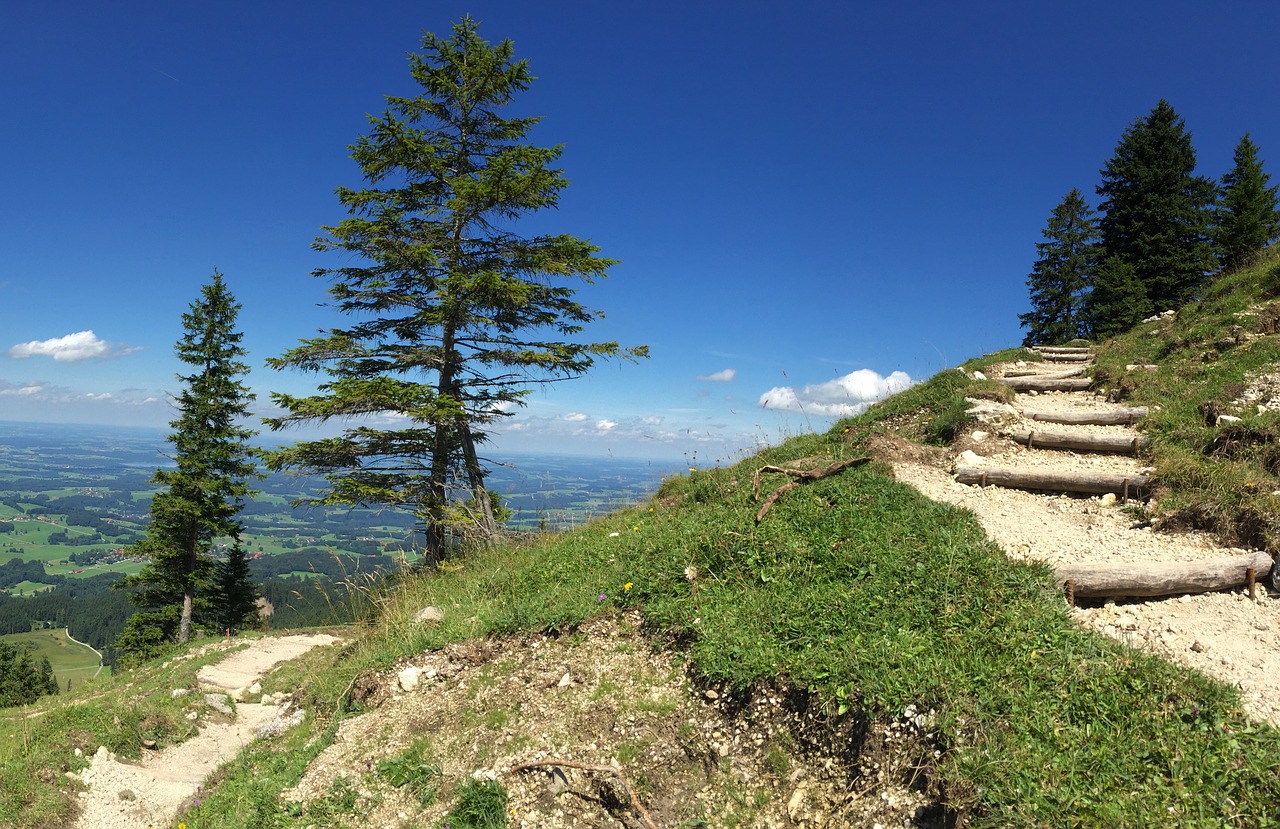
[640,415,664,426]
[0,385,42,396]
[8,330,139,361]
[563,412,589,422]
[596,419,617,431]
[758,369,913,417]
[697,368,737,382]
[85,392,113,400]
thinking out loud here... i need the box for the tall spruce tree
[116,272,256,659]
[1214,133,1280,271]
[1019,188,1098,345]
[264,18,645,563]
[1094,100,1215,332]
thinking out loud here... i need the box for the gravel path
[893,356,1280,724]
[71,634,341,829]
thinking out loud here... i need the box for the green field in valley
[0,629,105,688]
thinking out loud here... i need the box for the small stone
[557,672,573,688]
[171,688,190,698]
[397,666,423,692]
[204,693,235,716]
[248,681,262,696]
[141,738,157,750]
[118,789,136,802]
[704,689,719,700]
[1217,415,1243,426]
[1191,640,1208,653]
[972,370,988,381]
[970,431,989,442]
[412,606,444,624]
[1099,493,1117,506]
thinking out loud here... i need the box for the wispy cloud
[595,419,617,431]
[758,369,913,417]
[696,368,737,382]
[8,330,140,362]
[563,412,589,422]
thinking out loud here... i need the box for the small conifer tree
[1019,188,1098,345]
[1214,133,1280,271]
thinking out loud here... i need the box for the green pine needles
[264,18,646,563]
[1018,188,1097,345]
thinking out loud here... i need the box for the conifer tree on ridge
[116,272,257,660]
[1019,188,1097,346]
[1214,133,1280,272]
[1092,99,1215,333]
[264,18,646,563]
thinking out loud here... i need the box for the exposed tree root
[752,457,871,522]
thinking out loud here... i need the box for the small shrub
[442,778,507,829]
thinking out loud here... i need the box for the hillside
[7,254,1280,827]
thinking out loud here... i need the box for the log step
[1021,407,1148,426]
[1010,427,1148,454]
[1032,346,1094,354]
[1002,366,1088,378]
[1056,551,1274,599]
[996,376,1093,392]
[1040,353,1094,362]
[955,466,1151,497]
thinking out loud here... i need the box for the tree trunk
[178,589,194,645]
[1010,428,1148,454]
[1002,366,1088,378]
[1020,407,1148,425]
[995,376,1093,391]
[1056,552,1274,598]
[459,422,499,545]
[955,465,1151,496]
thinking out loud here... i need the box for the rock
[412,606,445,624]
[1217,415,1243,425]
[248,681,262,696]
[398,666,423,692]
[972,370,988,381]
[204,693,235,716]
[118,789,136,801]
[955,450,984,470]
[141,738,158,750]
[965,399,1019,427]
[557,672,573,688]
[1191,640,1208,653]
[171,688,190,698]
[1099,493,1117,506]
[704,689,719,701]
[970,431,990,442]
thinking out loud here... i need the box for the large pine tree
[1094,100,1215,331]
[116,272,257,660]
[1214,133,1280,271]
[1019,188,1098,345]
[265,18,645,563]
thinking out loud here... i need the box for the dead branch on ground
[507,758,658,829]
[752,457,871,522]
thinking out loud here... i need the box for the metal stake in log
[1247,567,1257,601]
[1065,579,1075,608]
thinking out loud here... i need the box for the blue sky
[2,1,1279,461]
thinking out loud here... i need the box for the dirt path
[71,634,341,829]
[890,352,1280,724]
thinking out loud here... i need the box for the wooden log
[1002,366,1088,378]
[1032,346,1094,354]
[955,466,1151,496]
[995,376,1093,392]
[1040,353,1094,362]
[1021,407,1148,425]
[1054,551,1275,599]
[1010,428,1148,454]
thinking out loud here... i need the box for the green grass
[12,260,1280,826]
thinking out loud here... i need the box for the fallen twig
[507,758,659,829]
[752,457,870,522]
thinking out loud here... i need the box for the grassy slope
[7,257,1280,828]
[0,630,101,686]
